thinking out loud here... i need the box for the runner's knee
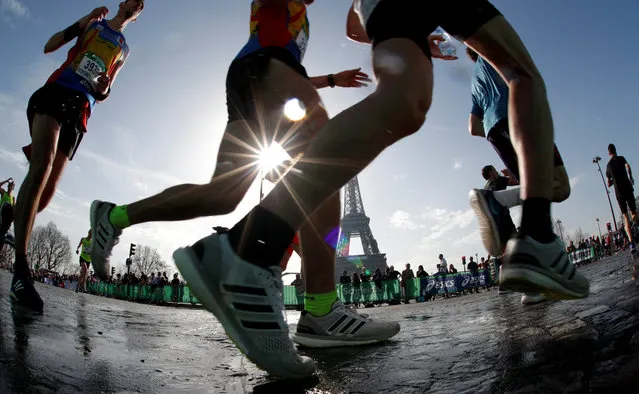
[373,42,432,139]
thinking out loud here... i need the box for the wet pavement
[0,253,638,393]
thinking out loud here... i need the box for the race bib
[296,29,308,61]
[76,53,106,86]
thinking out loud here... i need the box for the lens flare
[283,98,306,121]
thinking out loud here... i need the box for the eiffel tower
[335,176,387,279]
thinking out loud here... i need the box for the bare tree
[0,242,14,269]
[27,222,72,272]
[571,227,587,244]
[131,245,167,275]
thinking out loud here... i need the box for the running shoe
[501,235,589,300]
[292,299,400,348]
[10,273,43,313]
[469,189,515,256]
[520,293,546,305]
[173,232,315,380]
[89,200,121,280]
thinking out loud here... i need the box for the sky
[1,0,638,281]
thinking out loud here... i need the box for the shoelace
[266,266,289,326]
[339,303,370,322]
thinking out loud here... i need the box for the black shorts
[26,83,90,161]
[615,188,637,215]
[487,118,565,182]
[0,202,13,232]
[363,0,502,58]
[79,256,90,267]
[226,47,309,124]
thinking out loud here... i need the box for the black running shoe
[10,274,44,313]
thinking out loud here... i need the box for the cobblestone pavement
[0,252,637,393]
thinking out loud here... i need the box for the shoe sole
[292,326,400,349]
[173,247,314,380]
[521,296,547,306]
[469,190,503,256]
[89,201,110,279]
[501,265,587,300]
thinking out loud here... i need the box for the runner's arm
[94,59,125,102]
[606,167,614,187]
[468,114,485,138]
[0,178,11,187]
[76,239,83,254]
[310,68,370,89]
[346,3,370,43]
[626,161,634,185]
[44,7,108,54]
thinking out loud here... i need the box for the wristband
[327,74,336,88]
[63,22,83,41]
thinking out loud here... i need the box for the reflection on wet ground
[0,252,637,393]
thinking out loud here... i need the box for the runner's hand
[95,72,111,95]
[79,6,109,29]
[428,35,458,60]
[334,68,371,88]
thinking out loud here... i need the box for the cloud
[78,149,182,187]
[389,210,424,230]
[1,0,29,18]
[569,175,582,189]
[0,145,27,170]
[393,174,405,181]
[453,158,463,170]
[421,207,475,243]
[54,189,90,208]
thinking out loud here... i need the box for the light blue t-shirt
[470,57,509,133]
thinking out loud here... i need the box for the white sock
[492,186,522,208]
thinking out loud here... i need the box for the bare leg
[623,213,634,244]
[299,191,340,294]
[125,121,260,224]
[37,150,69,212]
[14,114,59,263]
[466,16,554,202]
[260,38,433,230]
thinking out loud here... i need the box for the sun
[259,143,291,172]
[283,98,306,121]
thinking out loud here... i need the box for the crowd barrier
[568,246,596,265]
[86,269,494,307]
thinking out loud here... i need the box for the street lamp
[596,218,602,239]
[556,219,564,244]
[593,156,619,233]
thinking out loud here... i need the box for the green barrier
[568,246,595,265]
[87,271,495,307]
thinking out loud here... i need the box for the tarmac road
[0,252,637,393]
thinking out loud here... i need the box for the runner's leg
[37,150,69,212]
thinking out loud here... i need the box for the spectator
[401,264,415,304]
[416,265,428,277]
[339,270,351,285]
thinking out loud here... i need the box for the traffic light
[111,267,115,276]
[607,222,612,232]
[129,243,136,257]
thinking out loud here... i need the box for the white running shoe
[520,293,546,305]
[501,236,590,300]
[469,189,516,256]
[292,299,400,348]
[89,200,122,280]
[173,232,315,380]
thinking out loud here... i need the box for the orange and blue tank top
[47,20,129,110]
[236,1,310,64]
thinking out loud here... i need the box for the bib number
[76,53,106,87]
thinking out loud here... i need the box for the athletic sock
[519,198,554,243]
[109,205,130,229]
[14,253,30,277]
[304,291,338,317]
[493,186,522,208]
[227,206,295,269]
